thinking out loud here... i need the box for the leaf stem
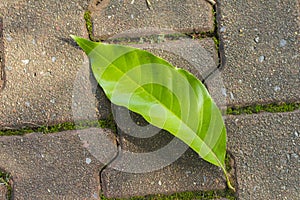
[221,167,236,192]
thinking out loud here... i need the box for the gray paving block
[0,185,7,200]
[130,38,219,80]
[101,107,233,198]
[226,111,300,199]
[0,128,118,200]
[101,149,228,199]
[90,0,214,40]
[0,0,111,128]
[219,0,300,106]
[99,36,231,198]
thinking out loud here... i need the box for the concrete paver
[0,128,118,199]
[102,146,228,198]
[219,0,300,106]
[90,0,214,40]
[98,37,232,198]
[130,37,219,80]
[226,111,300,199]
[0,0,111,129]
[0,185,7,200]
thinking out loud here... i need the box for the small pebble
[22,59,30,65]
[6,34,12,41]
[294,131,299,137]
[274,86,280,92]
[254,36,259,43]
[158,180,162,186]
[280,39,287,47]
[230,92,235,100]
[86,158,92,164]
[221,88,227,97]
[51,57,56,62]
[220,26,226,33]
[5,66,12,71]
[258,56,265,62]
[50,99,55,104]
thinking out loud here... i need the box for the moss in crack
[0,170,12,199]
[227,102,300,115]
[100,189,236,200]
[84,10,95,41]
[187,6,220,52]
[0,116,117,136]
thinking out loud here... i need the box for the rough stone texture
[101,107,232,198]
[0,128,118,199]
[0,0,111,129]
[101,148,227,199]
[226,111,300,199]
[127,37,226,108]
[90,0,214,40]
[219,0,300,106]
[0,185,7,200]
[130,38,219,80]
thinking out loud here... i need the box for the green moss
[227,102,300,115]
[0,170,12,199]
[84,10,95,41]
[0,117,117,136]
[100,188,236,200]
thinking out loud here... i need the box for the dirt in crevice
[0,16,5,92]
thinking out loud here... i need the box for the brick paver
[227,111,300,199]
[219,0,300,106]
[90,0,214,40]
[0,128,117,199]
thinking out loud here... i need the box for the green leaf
[71,35,235,190]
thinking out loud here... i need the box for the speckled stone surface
[89,0,214,40]
[101,148,228,198]
[219,0,300,106]
[0,128,118,199]
[226,111,300,199]
[100,107,232,198]
[0,0,111,129]
[0,185,7,200]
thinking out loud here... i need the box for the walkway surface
[0,0,299,199]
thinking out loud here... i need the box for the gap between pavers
[226,111,300,199]
[0,128,118,200]
[0,16,4,91]
[218,0,300,106]
[88,0,214,40]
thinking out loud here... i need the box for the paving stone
[101,107,232,198]
[101,148,228,199]
[127,38,218,80]
[99,35,231,198]
[0,128,118,199]
[218,0,300,106]
[226,111,300,199]
[0,184,7,200]
[89,0,214,40]
[0,0,111,129]
[122,37,226,108]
